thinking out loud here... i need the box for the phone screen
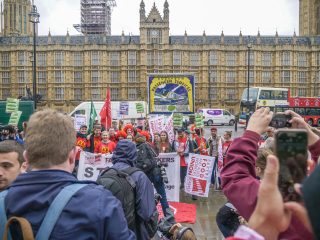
[276,130,308,202]
[269,113,292,129]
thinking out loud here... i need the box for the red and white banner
[148,115,174,143]
[184,153,215,197]
[77,151,113,181]
[163,114,175,143]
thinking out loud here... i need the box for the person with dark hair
[152,132,161,155]
[0,140,26,191]
[193,128,208,155]
[158,131,172,153]
[0,125,23,144]
[86,124,102,153]
[207,127,222,187]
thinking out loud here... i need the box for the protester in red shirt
[75,125,88,163]
[86,124,102,153]
[108,127,118,144]
[158,130,172,153]
[173,129,192,190]
[193,128,209,155]
[94,131,116,154]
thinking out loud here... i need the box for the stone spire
[140,0,146,22]
[163,0,169,22]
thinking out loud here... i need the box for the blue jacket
[112,140,156,240]
[4,170,136,240]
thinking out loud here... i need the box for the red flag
[100,88,112,129]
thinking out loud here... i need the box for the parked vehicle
[198,109,235,126]
[69,101,148,127]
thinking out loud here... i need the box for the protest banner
[6,98,19,113]
[119,102,129,115]
[184,153,215,197]
[135,102,144,114]
[77,151,113,181]
[77,152,181,201]
[74,114,87,131]
[215,138,224,189]
[163,114,175,143]
[158,153,180,202]
[148,74,195,114]
[173,113,183,128]
[148,115,165,139]
[8,111,22,125]
[195,113,204,128]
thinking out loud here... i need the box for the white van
[69,101,148,126]
[198,109,235,126]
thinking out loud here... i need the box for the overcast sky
[34,0,299,36]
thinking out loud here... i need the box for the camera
[157,161,169,184]
[269,113,292,129]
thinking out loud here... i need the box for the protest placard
[158,153,180,202]
[184,153,215,197]
[6,98,19,113]
[8,111,22,125]
[195,113,204,128]
[77,151,113,181]
[148,115,165,139]
[74,114,87,131]
[173,113,183,128]
[163,114,175,143]
[135,102,144,114]
[119,102,129,115]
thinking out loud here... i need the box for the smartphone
[269,113,292,129]
[275,129,308,202]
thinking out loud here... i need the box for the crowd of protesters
[1,107,320,239]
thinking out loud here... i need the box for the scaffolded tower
[74,0,116,35]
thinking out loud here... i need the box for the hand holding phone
[275,129,308,202]
[269,113,292,129]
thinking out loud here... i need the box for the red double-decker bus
[277,96,320,127]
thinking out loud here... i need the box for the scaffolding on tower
[73,0,117,35]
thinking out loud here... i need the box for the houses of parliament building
[1,0,320,113]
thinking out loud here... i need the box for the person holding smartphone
[221,107,320,240]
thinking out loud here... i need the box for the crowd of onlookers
[1,108,320,239]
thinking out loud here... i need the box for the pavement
[180,125,245,239]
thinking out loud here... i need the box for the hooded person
[135,132,170,215]
[109,140,157,240]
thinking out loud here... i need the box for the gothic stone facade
[0,1,320,113]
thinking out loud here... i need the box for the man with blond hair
[0,109,135,239]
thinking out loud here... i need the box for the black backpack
[136,142,158,173]
[97,167,141,232]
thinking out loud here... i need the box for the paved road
[178,124,246,239]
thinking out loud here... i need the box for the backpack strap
[0,190,9,240]
[121,167,141,176]
[3,217,34,240]
[35,183,88,240]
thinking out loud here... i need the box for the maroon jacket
[221,130,319,240]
